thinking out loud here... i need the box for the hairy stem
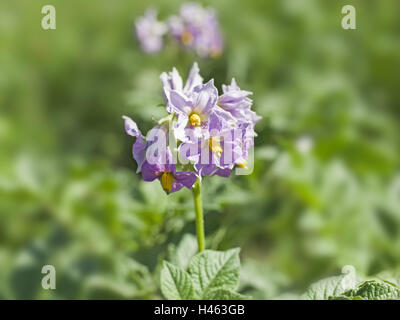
[192,179,205,252]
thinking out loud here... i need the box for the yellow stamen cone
[181,31,194,46]
[237,161,247,168]
[209,136,223,157]
[189,113,201,127]
[161,172,174,194]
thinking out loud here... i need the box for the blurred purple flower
[168,3,224,58]
[135,9,167,53]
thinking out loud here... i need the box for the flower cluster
[135,3,223,58]
[123,63,260,194]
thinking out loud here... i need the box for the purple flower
[135,9,167,53]
[141,149,197,194]
[161,63,234,142]
[218,78,262,127]
[179,118,242,176]
[169,80,219,139]
[168,3,224,58]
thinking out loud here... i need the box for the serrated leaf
[339,280,400,300]
[376,271,400,287]
[204,288,248,300]
[168,234,198,270]
[302,265,357,300]
[188,248,241,298]
[161,261,194,300]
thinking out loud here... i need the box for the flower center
[181,31,193,45]
[208,136,222,157]
[236,161,247,168]
[161,171,174,194]
[210,47,222,59]
[189,113,202,127]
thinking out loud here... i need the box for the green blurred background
[0,0,399,299]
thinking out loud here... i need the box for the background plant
[0,0,399,299]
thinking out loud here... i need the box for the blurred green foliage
[0,0,399,299]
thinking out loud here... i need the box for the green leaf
[337,280,400,300]
[204,288,249,300]
[302,265,357,300]
[188,248,241,298]
[160,261,194,300]
[376,271,400,288]
[168,234,198,270]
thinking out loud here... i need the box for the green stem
[192,179,205,252]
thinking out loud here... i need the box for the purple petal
[183,62,203,93]
[160,67,183,92]
[194,163,217,176]
[168,90,192,115]
[173,172,197,190]
[213,168,231,177]
[160,67,184,105]
[132,137,147,172]
[213,106,237,125]
[217,78,261,126]
[218,92,252,109]
[172,114,190,141]
[208,112,223,132]
[141,161,161,181]
[169,182,184,193]
[179,140,202,163]
[123,115,142,137]
[123,116,148,172]
[164,148,177,174]
[193,80,218,116]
